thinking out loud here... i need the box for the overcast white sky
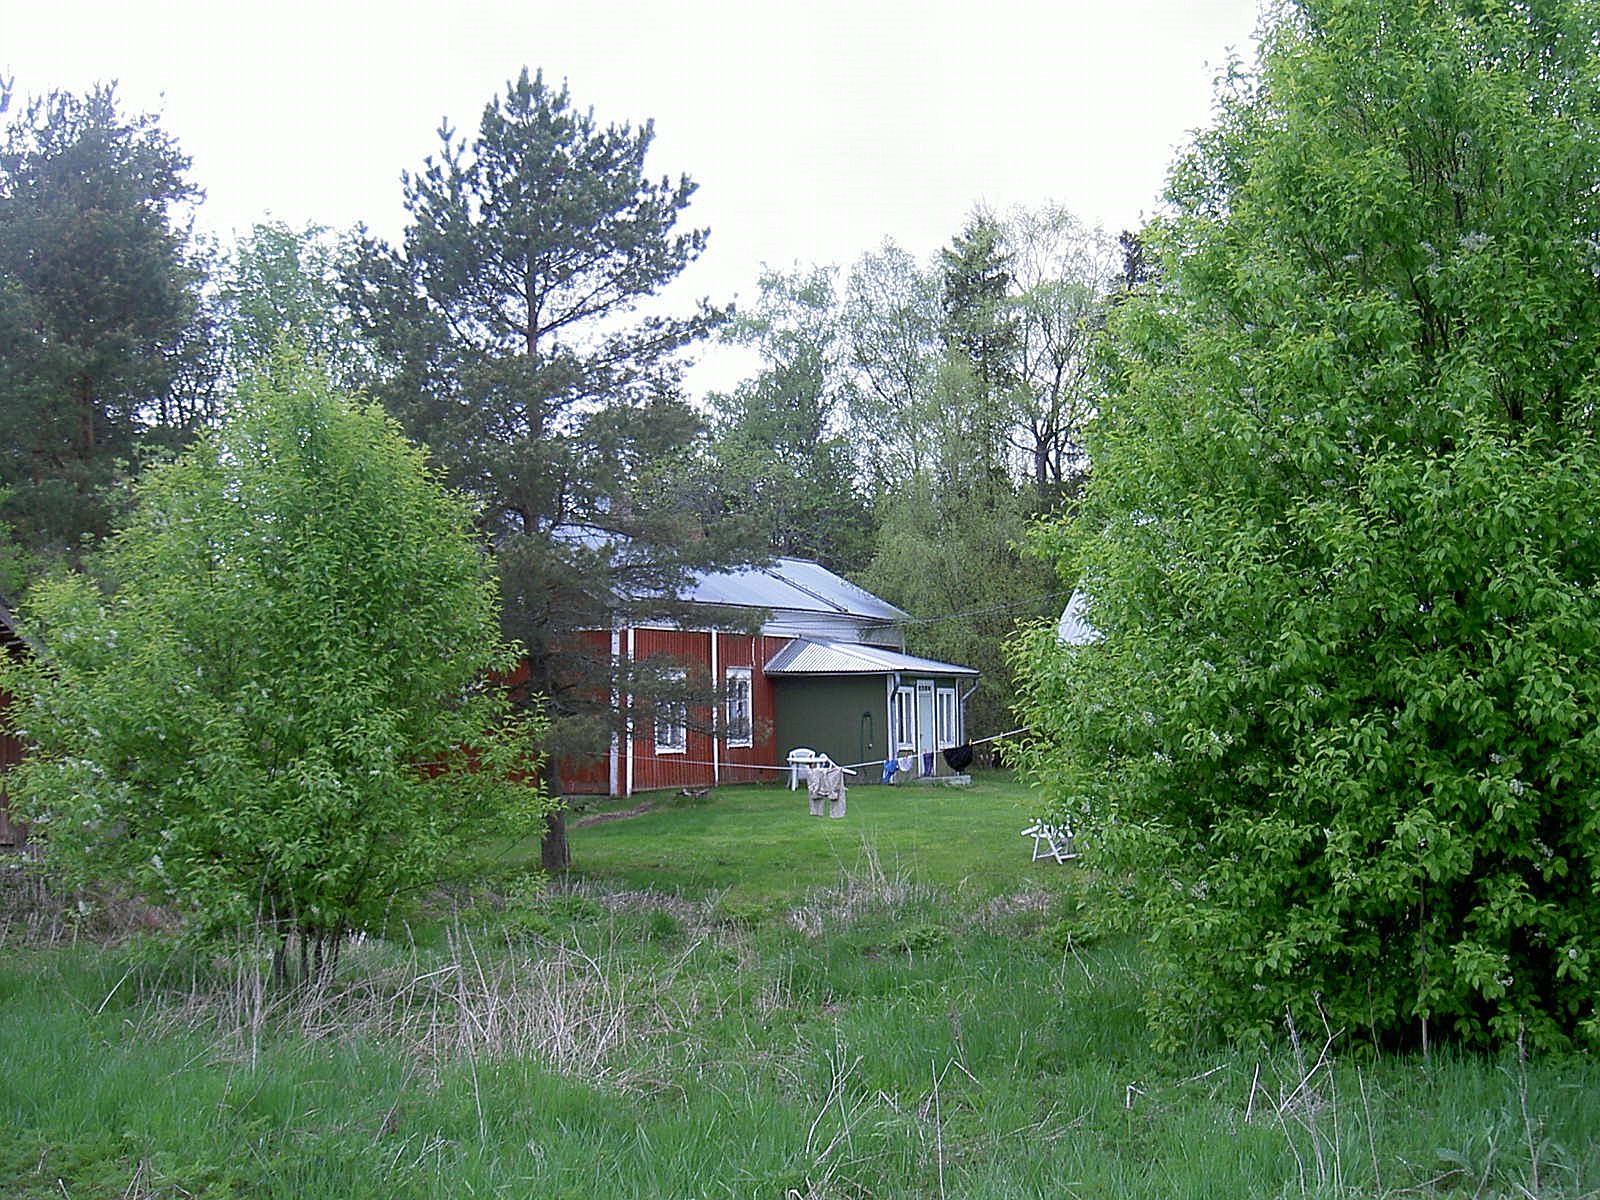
[6,0,1262,392]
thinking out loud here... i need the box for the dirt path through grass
[572,799,656,827]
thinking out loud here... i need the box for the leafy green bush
[1,359,548,976]
[1015,0,1600,1050]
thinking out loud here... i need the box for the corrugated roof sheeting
[685,558,908,622]
[762,558,907,621]
[681,563,820,610]
[548,529,910,628]
[1057,589,1101,647]
[764,637,978,678]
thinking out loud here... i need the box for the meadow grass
[1,770,1597,1198]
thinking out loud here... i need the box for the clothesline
[970,726,1028,746]
[646,757,882,773]
[627,728,1031,778]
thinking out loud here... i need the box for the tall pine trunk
[540,807,570,871]
[540,762,569,871]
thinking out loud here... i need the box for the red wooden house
[0,562,981,816]
[561,558,979,796]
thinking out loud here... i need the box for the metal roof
[764,637,978,678]
[1057,589,1101,647]
[547,528,908,625]
[684,558,909,623]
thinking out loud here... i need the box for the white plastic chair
[1022,821,1078,863]
[787,747,819,790]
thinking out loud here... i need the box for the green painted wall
[773,677,886,770]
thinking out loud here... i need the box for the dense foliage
[696,266,876,572]
[0,361,545,976]
[1015,0,1600,1050]
[215,220,371,387]
[0,84,210,565]
[857,215,1100,742]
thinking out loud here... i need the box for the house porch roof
[763,637,977,678]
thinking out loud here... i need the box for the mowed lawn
[558,771,1052,901]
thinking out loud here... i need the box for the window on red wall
[655,670,687,754]
[725,667,752,748]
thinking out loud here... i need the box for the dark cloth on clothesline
[942,743,974,772]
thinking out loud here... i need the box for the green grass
[2,770,1598,1198]
[555,771,1048,901]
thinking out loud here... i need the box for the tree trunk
[540,758,570,870]
[540,806,570,871]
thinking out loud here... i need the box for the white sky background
[6,0,1262,396]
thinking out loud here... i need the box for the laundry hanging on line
[807,763,847,818]
[942,743,974,772]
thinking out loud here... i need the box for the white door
[915,681,935,771]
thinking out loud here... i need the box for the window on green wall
[936,686,958,749]
[893,685,916,752]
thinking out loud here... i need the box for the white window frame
[893,685,917,753]
[935,686,959,750]
[724,667,753,748]
[654,670,687,754]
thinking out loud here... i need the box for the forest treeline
[0,70,1126,789]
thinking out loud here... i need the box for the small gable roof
[1057,589,1101,647]
[684,558,908,624]
[764,637,977,678]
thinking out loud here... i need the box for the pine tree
[0,85,211,565]
[347,70,748,867]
